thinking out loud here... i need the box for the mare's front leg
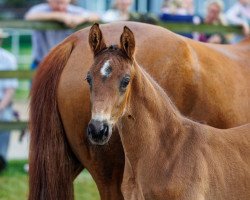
[87,128,125,200]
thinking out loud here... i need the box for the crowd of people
[161,0,250,43]
[0,0,249,172]
[25,0,133,68]
[24,0,250,67]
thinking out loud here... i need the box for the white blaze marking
[92,113,115,125]
[92,113,110,121]
[100,60,111,77]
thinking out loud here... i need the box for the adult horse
[86,24,250,200]
[29,22,250,200]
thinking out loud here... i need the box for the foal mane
[134,61,181,119]
[29,36,82,200]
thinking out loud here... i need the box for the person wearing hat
[25,0,99,69]
[198,0,228,43]
[0,29,18,172]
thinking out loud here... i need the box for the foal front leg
[121,159,145,200]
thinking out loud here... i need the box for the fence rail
[0,19,243,34]
[0,70,34,79]
[0,121,28,131]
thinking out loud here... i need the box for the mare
[29,22,250,200]
[86,24,250,200]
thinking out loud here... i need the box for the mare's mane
[137,62,180,113]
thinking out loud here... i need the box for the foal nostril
[87,123,96,136]
[100,123,109,137]
[87,120,109,141]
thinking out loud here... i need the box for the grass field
[0,160,100,200]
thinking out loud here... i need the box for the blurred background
[0,0,248,199]
[0,0,237,17]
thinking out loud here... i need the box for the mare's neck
[117,62,185,163]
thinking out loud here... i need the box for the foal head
[86,23,135,145]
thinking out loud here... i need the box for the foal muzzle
[87,119,111,145]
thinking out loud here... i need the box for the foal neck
[118,62,185,160]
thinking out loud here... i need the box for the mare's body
[29,22,250,200]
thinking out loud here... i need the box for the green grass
[0,160,100,200]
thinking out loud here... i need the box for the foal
[86,24,250,199]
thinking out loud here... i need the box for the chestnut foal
[87,25,250,200]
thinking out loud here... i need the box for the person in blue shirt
[0,30,18,172]
[102,0,133,23]
[226,0,250,43]
[25,0,99,69]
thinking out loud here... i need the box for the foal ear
[120,26,135,59]
[89,23,106,56]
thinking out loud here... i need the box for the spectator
[161,0,200,39]
[161,0,194,15]
[102,0,133,23]
[198,0,227,44]
[0,30,18,172]
[226,0,250,42]
[204,0,226,25]
[25,0,99,69]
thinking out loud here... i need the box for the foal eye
[120,75,130,91]
[85,73,92,86]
